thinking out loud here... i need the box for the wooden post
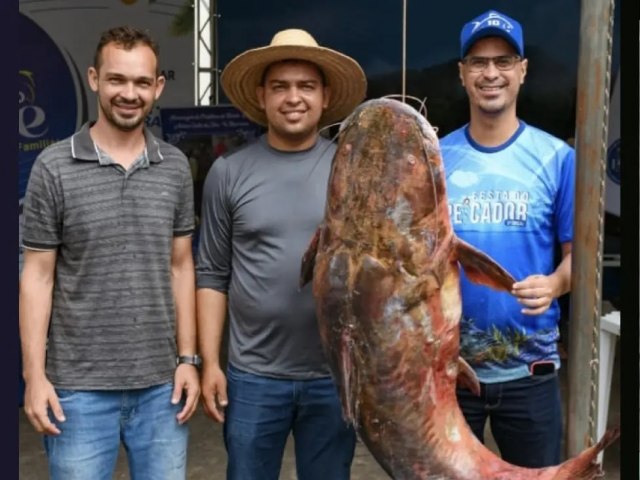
[566,0,615,459]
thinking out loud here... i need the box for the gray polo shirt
[22,122,195,390]
[196,134,334,379]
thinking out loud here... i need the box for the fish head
[328,98,447,233]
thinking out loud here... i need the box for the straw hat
[220,29,367,127]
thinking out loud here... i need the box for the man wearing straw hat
[196,29,367,479]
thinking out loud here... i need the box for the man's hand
[23,376,65,435]
[200,364,228,423]
[512,274,560,316]
[172,364,201,424]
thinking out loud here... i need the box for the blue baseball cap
[460,10,524,58]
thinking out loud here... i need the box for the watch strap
[176,354,202,367]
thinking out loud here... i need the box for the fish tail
[549,426,620,480]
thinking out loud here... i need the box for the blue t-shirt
[440,121,575,383]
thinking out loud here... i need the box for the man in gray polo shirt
[20,26,200,480]
[196,29,367,480]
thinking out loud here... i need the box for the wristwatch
[176,354,202,368]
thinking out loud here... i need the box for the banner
[160,105,263,254]
[605,71,620,217]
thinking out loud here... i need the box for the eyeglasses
[461,55,522,73]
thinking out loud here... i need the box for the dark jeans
[224,363,356,480]
[456,372,563,468]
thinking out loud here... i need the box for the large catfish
[301,98,619,479]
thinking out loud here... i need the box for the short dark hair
[94,26,160,75]
[260,59,326,86]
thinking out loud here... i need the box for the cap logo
[471,12,514,33]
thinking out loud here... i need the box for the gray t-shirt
[196,134,334,379]
[22,122,194,389]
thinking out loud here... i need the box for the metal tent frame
[194,0,219,105]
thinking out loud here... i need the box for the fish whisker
[306,123,344,181]
[381,94,429,116]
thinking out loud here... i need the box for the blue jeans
[44,383,188,480]
[456,372,563,467]
[224,363,356,480]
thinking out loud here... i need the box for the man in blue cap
[440,10,576,467]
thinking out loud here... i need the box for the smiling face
[458,36,527,119]
[257,60,330,151]
[88,42,165,132]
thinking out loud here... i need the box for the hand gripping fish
[300,98,619,480]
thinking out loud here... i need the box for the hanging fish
[301,97,619,480]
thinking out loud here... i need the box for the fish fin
[339,331,358,426]
[344,254,394,426]
[457,357,481,396]
[453,237,516,292]
[550,426,620,479]
[300,226,323,288]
